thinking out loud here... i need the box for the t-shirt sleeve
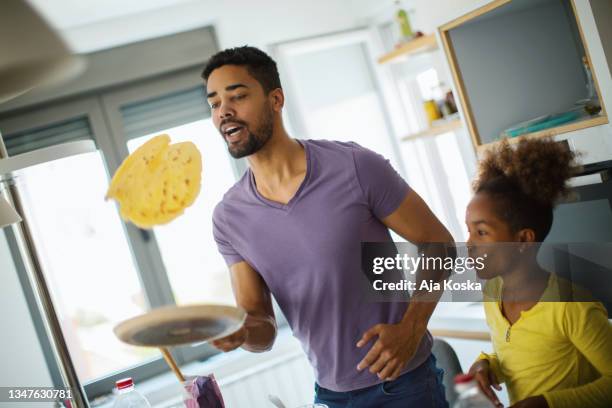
[351,143,410,219]
[542,302,612,408]
[212,203,244,267]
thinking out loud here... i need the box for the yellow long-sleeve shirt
[477,274,612,408]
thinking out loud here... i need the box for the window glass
[14,150,157,382]
[127,118,237,306]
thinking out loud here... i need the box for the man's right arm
[211,261,277,353]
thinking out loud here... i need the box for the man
[204,46,453,407]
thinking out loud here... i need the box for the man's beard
[224,106,274,159]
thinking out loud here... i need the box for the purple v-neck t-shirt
[212,139,433,392]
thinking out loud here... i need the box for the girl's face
[466,193,516,244]
[466,192,524,279]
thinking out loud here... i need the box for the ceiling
[23,0,363,54]
[25,0,207,53]
[27,0,194,29]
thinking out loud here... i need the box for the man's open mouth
[221,124,246,143]
[223,126,244,136]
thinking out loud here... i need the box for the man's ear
[269,88,284,112]
[516,228,536,243]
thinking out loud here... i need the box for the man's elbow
[429,222,454,245]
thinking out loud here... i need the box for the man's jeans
[314,354,449,408]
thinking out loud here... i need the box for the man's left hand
[509,396,549,408]
[356,322,425,381]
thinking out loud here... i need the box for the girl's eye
[234,94,246,100]
[478,230,487,236]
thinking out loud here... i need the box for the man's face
[206,65,274,158]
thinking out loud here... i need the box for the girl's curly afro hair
[473,137,577,240]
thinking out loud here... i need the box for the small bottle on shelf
[395,1,414,41]
[440,82,458,115]
[429,82,457,120]
[445,89,458,115]
[423,99,442,125]
[581,56,601,115]
[582,56,596,101]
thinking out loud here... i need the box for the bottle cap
[454,373,475,384]
[116,378,134,390]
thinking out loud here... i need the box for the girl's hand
[468,360,503,407]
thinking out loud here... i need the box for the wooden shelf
[476,115,609,155]
[401,119,463,142]
[378,34,438,64]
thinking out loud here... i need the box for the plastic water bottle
[112,378,152,408]
[453,374,496,408]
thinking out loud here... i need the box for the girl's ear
[516,228,536,243]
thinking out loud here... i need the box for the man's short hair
[201,46,282,93]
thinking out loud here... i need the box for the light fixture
[0,1,92,407]
[0,0,85,103]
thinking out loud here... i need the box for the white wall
[349,0,495,34]
[39,0,362,54]
[589,0,612,81]
[570,0,612,164]
[0,228,54,407]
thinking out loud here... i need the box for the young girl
[465,138,612,408]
